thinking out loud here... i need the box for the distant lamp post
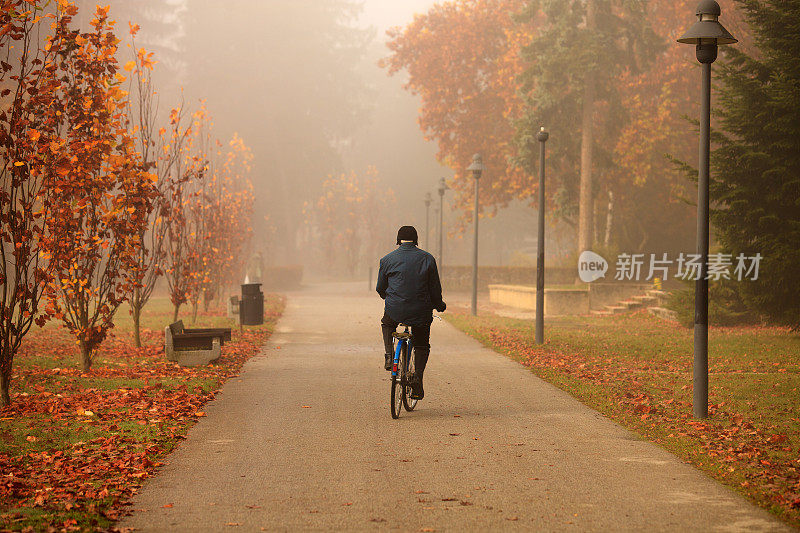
[437,177,449,273]
[424,192,432,249]
[467,154,485,316]
[535,127,549,345]
[678,0,737,419]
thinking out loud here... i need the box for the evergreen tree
[711,0,800,328]
[514,0,660,250]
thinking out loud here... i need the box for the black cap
[396,225,418,245]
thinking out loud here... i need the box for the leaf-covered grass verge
[445,308,800,527]
[0,295,285,532]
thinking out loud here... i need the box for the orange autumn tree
[202,133,254,303]
[41,5,158,372]
[162,104,205,322]
[184,105,214,322]
[222,134,255,289]
[386,0,746,253]
[124,23,165,347]
[0,0,70,405]
[306,167,395,276]
[382,0,532,225]
[606,0,751,252]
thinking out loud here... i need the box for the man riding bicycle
[376,225,446,400]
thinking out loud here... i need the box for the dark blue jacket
[376,244,445,326]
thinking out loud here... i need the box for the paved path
[122,282,790,532]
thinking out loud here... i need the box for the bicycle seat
[392,331,413,340]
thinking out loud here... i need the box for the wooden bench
[165,320,232,366]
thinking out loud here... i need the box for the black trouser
[381,312,430,375]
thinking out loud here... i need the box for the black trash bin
[239,283,264,325]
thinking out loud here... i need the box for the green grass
[0,417,103,455]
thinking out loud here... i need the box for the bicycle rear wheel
[390,341,404,419]
[402,346,418,412]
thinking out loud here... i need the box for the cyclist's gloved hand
[436,302,446,313]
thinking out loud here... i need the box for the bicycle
[390,323,418,419]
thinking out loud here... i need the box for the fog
[85,0,459,276]
[80,0,708,281]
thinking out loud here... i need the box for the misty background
[80,0,565,280]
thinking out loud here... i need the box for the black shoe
[410,382,424,400]
[409,373,424,400]
[384,354,392,371]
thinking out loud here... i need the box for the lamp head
[536,126,549,143]
[467,153,485,180]
[438,177,449,196]
[678,0,737,63]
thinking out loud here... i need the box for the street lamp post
[535,127,549,345]
[678,0,737,419]
[467,154,485,316]
[424,192,432,250]
[437,178,449,273]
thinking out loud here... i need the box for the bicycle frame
[391,327,413,378]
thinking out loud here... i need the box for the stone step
[646,289,669,299]
[592,290,669,318]
[648,306,678,321]
[619,300,643,310]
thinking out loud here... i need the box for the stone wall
[442,266,576,292]
[488,282,651,315]
[488,285,590,315]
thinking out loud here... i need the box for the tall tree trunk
[172,302,180,323]
[132,287,142,348]
[578,0,596,254]
[79,339,92,374]
[132,304,142,348]
[1,368,11,407]
[191,300,198,324]
[1,337,11,406]
[605,190,614,248]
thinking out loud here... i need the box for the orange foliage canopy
[382,0,532,220]
[40,5,158,370]
[200,132,256,299]
[0,0,70,404]
[306,167,395,275]
[385,0,750,251]
[607,0,750,250]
